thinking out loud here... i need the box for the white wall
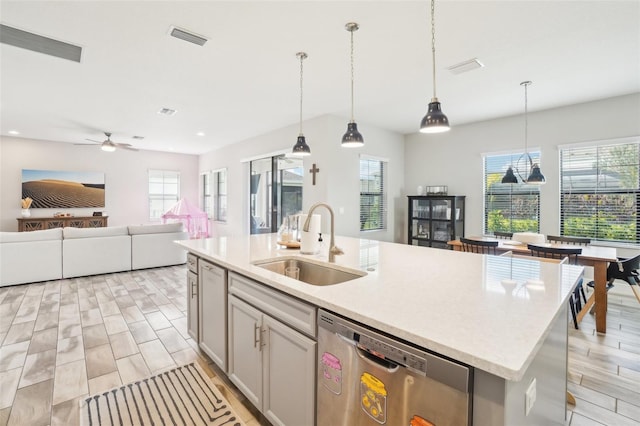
[404,93,640,242]
[0,136,199,231]
[199,114,405,242]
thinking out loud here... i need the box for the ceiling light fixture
[341,22,364,148]
[8,130,20,135]
[420,0,450,134]
[502,81,546,185]
[292,52,311,156]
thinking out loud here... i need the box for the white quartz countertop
[177,234,583,381]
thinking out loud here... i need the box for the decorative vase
[21,209,31,218]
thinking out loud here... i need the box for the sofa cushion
[128,222,184,235]
[63,226,129,239]
[0,228,63,243]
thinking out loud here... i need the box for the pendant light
[292,52,311,156]
[501,81,546,185]
[521,81,545,184]
[341,22,364,147]
[419,0,450,134]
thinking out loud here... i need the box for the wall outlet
[525,378,537,416]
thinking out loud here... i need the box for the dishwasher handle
[356,345,400,373]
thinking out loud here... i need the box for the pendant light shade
[419,0,450,134]
[292,135,311,156]
[501,166,518,184]
[292,52,311,156]
[342,22,364,147]
[527,163,546,184]
[420,99,449,133]
[342,122,364,147]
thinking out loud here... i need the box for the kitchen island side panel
[474,304,568,425]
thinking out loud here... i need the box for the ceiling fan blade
[85,138,103,143]
[74,142,100,146]
[118,145,139,151]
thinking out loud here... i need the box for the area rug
[80,362,245,426]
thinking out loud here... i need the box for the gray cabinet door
[187,270,198,341]
[228,295,263,409]
[262,315,316,426]
[199,260,227,371]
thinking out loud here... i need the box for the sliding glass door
[250,155,303,234]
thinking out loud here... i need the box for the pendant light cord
[350,28,355,122]
[299,54,304,135]
[431,0,437,99]
[523,81,531,166]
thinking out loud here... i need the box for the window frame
[559,137,639,244]
[483,150,541,234]
[213,168,227,222]
[359,156,388,232]
[148,169,180,221]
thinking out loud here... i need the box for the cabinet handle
[191,280,197,297]
[254,324,261,349]
[202,264,213,271]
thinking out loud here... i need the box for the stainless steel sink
[253,258,365,286]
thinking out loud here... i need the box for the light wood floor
[0,265,265,426]
[1,265,639,426]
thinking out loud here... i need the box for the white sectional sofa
[0,222,189,286]
[0,228,64,286]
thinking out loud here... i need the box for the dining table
[448,236,618,334]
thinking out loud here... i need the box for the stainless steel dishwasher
[317,310,472,426]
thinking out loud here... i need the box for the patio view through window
[560,138,639,244]
[483,151,541,234]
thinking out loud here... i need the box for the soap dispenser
[299,213,321,254]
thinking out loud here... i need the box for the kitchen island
[177,233,583,426]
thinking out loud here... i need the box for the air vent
[158,108,177,116]
[0,24,82,62]
[169,26,208,46]
[447,58,484,75]
[132,135,145,140]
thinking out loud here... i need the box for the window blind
[201,172,212,217]
[213,168,227,222]
[560,139,639,243]
[483,152,540,234]
[359,158,387,231]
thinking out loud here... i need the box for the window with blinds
[483,152,540,234]
[213,168,227,222]
[148,170,180,220]
[360,157,387,231]
[201,172,212,217]
[560,139,639,243]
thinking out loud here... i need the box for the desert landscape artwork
[22,169,105,208]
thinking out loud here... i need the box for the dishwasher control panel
[357,333,427,374]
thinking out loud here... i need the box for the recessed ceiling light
[196,132,205,137]
[158,107,177,116]
[8,130,20,135]
[447,58,484,75]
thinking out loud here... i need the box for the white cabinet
[186,252,199,341]
[228,273,316,426]
[199,260,228,371]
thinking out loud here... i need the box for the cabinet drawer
[187,253,198,273]
[228,272,316,338]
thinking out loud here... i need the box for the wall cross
[309,163,320,185]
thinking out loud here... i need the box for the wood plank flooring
[568,284,640,425]
[0,266,265,426]
[1,265,639,425]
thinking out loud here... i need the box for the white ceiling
[1,0,639,155]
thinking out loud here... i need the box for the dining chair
[460,237,498,255]
[547,235,591,246]
[527,244,585,329]
[588,254,640,304]
[493,231,513,239]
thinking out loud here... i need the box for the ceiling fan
[75,132,138,152]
